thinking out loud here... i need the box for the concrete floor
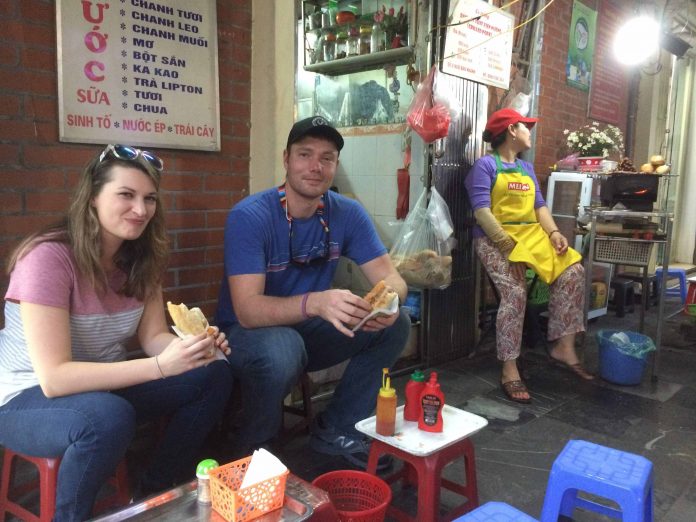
[2,295,695,521]
[273,295,696,521]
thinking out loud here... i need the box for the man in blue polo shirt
[216,116,410,468]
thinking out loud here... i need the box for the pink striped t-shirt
[0,241,144,406]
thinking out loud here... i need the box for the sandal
[501,380,532,404]
[548,356,595,380]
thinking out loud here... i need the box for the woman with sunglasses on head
[464,109,593,405]
[0,145,232,521]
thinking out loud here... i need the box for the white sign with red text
[57,0,220,151]
[442,0,514,89]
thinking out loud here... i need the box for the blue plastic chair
[453,501,538,521]
[656,267,687,303]
[540,440,653,521]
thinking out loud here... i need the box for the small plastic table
[356,405,488,522]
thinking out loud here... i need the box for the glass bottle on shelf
[347,26,360,56]
[359,25,372,55]
[371,22,385,53]
[323,31,336,62]
[336,31,347,59]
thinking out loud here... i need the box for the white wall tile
[350,136,378,176]
[350,175,376,213]
[373,214,404,250]
[373,174,399,217]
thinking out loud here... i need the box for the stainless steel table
[88,475,314,521]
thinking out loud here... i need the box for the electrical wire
[436,0,557,65]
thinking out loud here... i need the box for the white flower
[565,123,624,156]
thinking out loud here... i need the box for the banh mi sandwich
[363,280,398,311]
[166,301,215,336]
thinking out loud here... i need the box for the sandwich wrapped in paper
[166,301,227,362]
[352,280,399,332]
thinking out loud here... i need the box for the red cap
[484,108,538,137]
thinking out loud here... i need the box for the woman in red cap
[464,108,593,403]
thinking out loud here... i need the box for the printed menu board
[57,0,220,151]
[442,0,514,89]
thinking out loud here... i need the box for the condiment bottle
[418,372,444,433]
[376,368,397,436]
[403,369,425,421]
[196,458,219,504]
[371,22,386,53]
[359,25,372,55]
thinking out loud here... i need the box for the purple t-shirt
[0,241,144,406]
[464,155,546,237]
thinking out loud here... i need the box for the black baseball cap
[286,116,344,152]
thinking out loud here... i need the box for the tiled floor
[2,295,695,521]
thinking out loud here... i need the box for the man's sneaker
[309,414,392,471]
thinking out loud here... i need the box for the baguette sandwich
[166,301,215,336]
[363,280,398,311]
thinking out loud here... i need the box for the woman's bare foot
[501,359,531,402]
[548,335,594,380]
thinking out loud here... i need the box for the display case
[546,171,610,319]
[301,0,415,76]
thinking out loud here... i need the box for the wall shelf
[304,46,413,75]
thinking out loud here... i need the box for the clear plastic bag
[406,66,452,143]
[389,188,455,289]
[596,329,656,359]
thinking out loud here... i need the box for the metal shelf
[303,46,414,75]
[585,207,675,382]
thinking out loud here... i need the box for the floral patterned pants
[475,237,585,362]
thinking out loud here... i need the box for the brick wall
[534,0,631,185]
[0,0,252,326]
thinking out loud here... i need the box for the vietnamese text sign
[588,0,628,124]
[442,0,514,89]
[57,0,220,151]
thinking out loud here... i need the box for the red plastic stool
[685,277,696,315]
[0,449,130,521]
[366,437,479,522]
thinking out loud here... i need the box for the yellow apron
[490,153,581,284]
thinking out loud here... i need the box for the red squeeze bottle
[418,372,445,433]
[403,369,426,421]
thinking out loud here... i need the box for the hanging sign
[57,0,220,151]
[566,0,597,92]
[442,0,514,89]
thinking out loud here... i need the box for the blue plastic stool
[655,267,687,303]
[453,501,538,521]
[540,440,653,521]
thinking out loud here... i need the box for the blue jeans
[225,309,411,446]
[0,360,232,522]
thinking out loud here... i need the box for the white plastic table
[356,405,488,522]
[355,404,488,456]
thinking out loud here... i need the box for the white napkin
[352,294,399,332]
[240,448,288,489]
[170,326,228,362]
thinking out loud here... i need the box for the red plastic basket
[312,470,392,522]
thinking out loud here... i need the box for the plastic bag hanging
[389,187,454,289]
[406,66,452,143]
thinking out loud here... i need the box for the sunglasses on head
[98,144,164,172]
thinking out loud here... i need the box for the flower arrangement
[374,5,408,47]
[563,122,624,157]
